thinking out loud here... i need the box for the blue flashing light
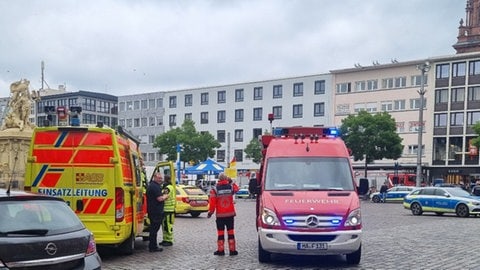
[325,127,341,137]
[273,127,285,136]
[284,219,295,225]
[331,219,341,225]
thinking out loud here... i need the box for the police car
[371,186,416,203]
[403,187,480,217]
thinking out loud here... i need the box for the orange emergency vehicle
[24,123,170,254]
[253,126,362,264]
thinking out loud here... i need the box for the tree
[153,119,221,164]
[340,111,403,177]
[244,137,262,164]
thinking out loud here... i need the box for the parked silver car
[0,188,102,269]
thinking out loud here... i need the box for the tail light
[181,197,190,203]
[86,233,97,256]
[115,187,125,222]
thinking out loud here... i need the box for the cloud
[0,0,465,97]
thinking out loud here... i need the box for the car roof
[0,188,64,202]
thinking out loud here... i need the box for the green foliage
[471,122,480,148]
[244,137,262,164]
[153,119,220,164]
[339,111,403,164]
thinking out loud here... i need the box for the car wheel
[258,237,272,263]
[190,212,201,218]
[371,195,380,203]
[410,202,423,216]
[346,244,361,265]
[456,204,470,218]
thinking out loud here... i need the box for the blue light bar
[273,127,285,136]
[324,127,341,137]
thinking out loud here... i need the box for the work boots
[228,239,238,256]
[213,240,225,256]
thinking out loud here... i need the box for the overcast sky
[0,0,466,97]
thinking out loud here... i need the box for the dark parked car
[0,188,102,269]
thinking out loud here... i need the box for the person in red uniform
[207,173,239,256]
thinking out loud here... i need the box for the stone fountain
[0,79,39,190]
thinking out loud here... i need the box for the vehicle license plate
[191,200,208,206]
[297,242,328,250]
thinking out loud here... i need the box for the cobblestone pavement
[99,199,480,270]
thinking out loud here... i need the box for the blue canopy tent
[185,158,225,175]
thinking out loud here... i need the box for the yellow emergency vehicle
[24,123,173,254]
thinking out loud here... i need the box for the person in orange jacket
[207,173,240,256]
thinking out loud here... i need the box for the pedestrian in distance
[207,173,240,256]
[146,172,168,252]
[380,182,388,203]
[161,175,175,247]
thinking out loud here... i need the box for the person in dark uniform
[380,182,388,203]
[147,172,168,252]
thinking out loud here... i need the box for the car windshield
[264,157,355,191]
[0,200,84,236]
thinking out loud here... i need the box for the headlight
[261,208,280,226]
[345,208,361,227]
[469,200,480,206]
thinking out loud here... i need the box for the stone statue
[1,79,39,131]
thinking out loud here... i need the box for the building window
[169,114,176,127]
[354,81,366,91]
[450,112,464,126]
[217,110,226,123]
[234,129,243,142]
[149,99,155,109]
[200,112,208,124]
[394,77,406,88]
[217,130,225,142]
[273,106,282,119]
[185,113,192,120]
[149,135,155,144]
[382,78,394,89]
[409,98,426,109]
[452,62,466,77]
[273,85,283,98]
[216,150,225,162]
[253,107,262,121]
[293,83,303,97]
[235,109,244,122]
[134,100,140,110]
[201,92,209,105]
[234,149,243,162]
[149,117,155,126]
[141,117,147,127]
[409,121,424,132]
[381,101,393,111]
[156,98,163,108]
[119,102,125,112]
[436,64,450,79]
[314,102,325,117]
[410,75,428,86]
[451,87,465,103]
[434,113,447,127]
[253,128,262,139]
[314,80,325,94]
[254,87,263,100]
[467,111,480,125]
[292,104,303,118]
[169,96,177,108]
[468,86,480,101]
[393,100,405,110]
[185,94,193,107]
[396,122,405,133]
[126,118,132,128]
[235,89,244,102]
[217,90,226,104]
[217,130,225,143]
[469,60,480,76]
[336,82,351,93]
[367,80,378,90]
[435,89,448,104]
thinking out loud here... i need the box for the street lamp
[416,61,431,187]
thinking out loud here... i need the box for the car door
[432,188,451,212]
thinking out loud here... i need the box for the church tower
[453,0,480,53]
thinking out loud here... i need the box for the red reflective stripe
[124,206,133,223]
[34,131,60,144]
[38,173,62,187]
[72,150,114,164]
[100,198,113,214]
[33,149,74,163]
[62,132,87,147]
[82,133,113,146]
[84,198,104,214]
